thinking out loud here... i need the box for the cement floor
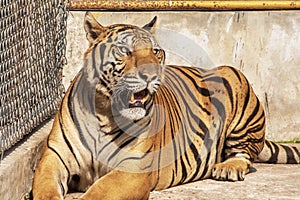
[66,163,300,200]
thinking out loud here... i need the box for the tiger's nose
[138,71,158,83]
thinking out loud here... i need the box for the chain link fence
[0,0,68,156]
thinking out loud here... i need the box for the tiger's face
[84,13,165,121]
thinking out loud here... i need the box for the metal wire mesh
[0,0,67,153]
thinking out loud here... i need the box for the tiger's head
[83,12,165,121]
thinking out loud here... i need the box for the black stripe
[265,140,279,163]
[153,121,165,189]
[214,120,224,162]
[228,118,265,141]
[182,135,192,169]
[172,76,209,140]
[231,82,251,132]
[91,157,96,175]
[247,120,265,138]
[96,130,125,157]
[58,179,66,195]
[98,131,124,151]
[222,78,234,110]
[58,103,81,168]
[67,80,76,119]
[292,146,300,163]
[168,169,176,188]
[171,65,208,80]
[211,97,226,121]
[107,136,137,162]
[176,123,188,185]
[282,145,297,164]
[89,46,101,81]
[200,151,211,179]
[92,47,97,74]
[204,76,234,110]
[60,122,81,168]
[160,88,180,185]
[249,107,265,127]
[99,43,106,72]
[196,67,207,73]
[69,73,98,153]
[229,66,242,82]
[116,149,154,171]
[247,135,265,158]
[116,27,131,33]
[140,158,155,171]
[199,134,214,179]
[67,76,95,152]
[232,97,261,134]
[187,139,203,182]
[188,118,205,140]
[179,158,188,184]
[47,138,71,183]
[166,69,211,116]
[171,67,211,97]
[242,97,260,129]
[238,81,251,121]
[170,105,179,175]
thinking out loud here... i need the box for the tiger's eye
[153,48,159,55]
[118,46,131,56]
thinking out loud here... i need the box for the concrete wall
[65,11,300,142]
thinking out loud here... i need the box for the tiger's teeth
[130,93,135,103]
[141,95,148,103]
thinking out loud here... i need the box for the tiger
[32,12,300,200]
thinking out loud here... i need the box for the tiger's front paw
[212,158,251,181]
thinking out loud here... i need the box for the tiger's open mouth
[129,89,149,108]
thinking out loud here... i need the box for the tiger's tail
[257,140,300,164]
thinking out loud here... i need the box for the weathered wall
[65,11,300,142]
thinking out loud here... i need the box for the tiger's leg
[32,148,68,200]
[79,170,152,200]
[212,128,264,181]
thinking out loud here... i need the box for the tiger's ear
[142,16,157,34]
[84,12,105,44]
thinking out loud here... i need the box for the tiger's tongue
[134,90,147,100]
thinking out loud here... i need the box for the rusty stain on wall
[68,0,300,11]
